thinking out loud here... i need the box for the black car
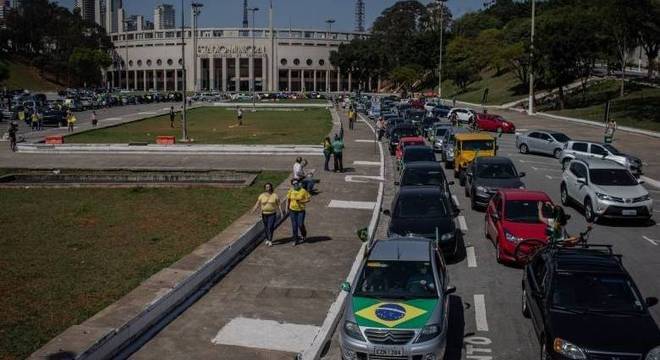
[432,105,452,118]
[465,156,525,209]
[522,245,660,360]
[388,124,419,155]
[401,145,436,171]
[385,186,459,257]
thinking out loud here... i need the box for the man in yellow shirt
[252,183,281,247]
[287,179,311,246]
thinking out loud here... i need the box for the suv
[522,244,660,360]
[559,140,643,177]
[453,133,497,186]
[560,158,652,222]
[339,237,455,360]
[515,130,571,159]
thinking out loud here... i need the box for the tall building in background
[355,0,365,32]
[0,0,10,28]
[154,4,175,30]
[74,0,95,22]
[105,0,122,33]
[242,0,248,28]
[95,0,106,28]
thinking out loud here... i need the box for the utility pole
[181,0,188,141]
[437,0,447,99]
[326,18,335,37]
[528,0,536,115]
[248,7,259,110]
[123,21,129,91]
[192,2,203,92]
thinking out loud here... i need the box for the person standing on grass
[252,182,281,247]
[91,111,98,127]
[287,179,311,246]
[323,137,333,171]
[237,106,244,126]
[169,106,175,128]
[332,134,344,172]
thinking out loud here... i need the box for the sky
[56,0,485,31]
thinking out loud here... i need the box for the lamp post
[192,2,203,92]
[181,0,188,141]
[437,0,447,100]
[528,0,536,115]
[325,18,335,38]
[123,21,130,91]
[248,7,259,110]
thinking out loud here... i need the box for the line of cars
[339,96,660,360]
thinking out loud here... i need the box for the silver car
[339,237,454,360]
[559,140,643,177]
[441,127,469,169]
[560,158,652,222]
[515,130,570,158]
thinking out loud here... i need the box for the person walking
[236,106,244,126]
[8,121,18,152]
[604,118,617,144]
[169,106,175,128]
[91,111,98,127]
[30,111,39,131]
[348,107,355,130]
[322,137,333,171]
[332,134,344,172]
[287,179,311,246]
[252,182,281,247]
[376,117,386,141]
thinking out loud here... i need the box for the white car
[560,158,652,222]
[448,108,477,123]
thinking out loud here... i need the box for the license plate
[622,209,637,216]
[373,347,404,356]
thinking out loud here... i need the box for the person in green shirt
[332,134,344,173]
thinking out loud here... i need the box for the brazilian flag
[352,297,437,329]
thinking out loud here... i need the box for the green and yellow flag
[352,297,437,329]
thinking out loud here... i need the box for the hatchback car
[395,136,426,162]
[400,146,436,172]
[522,244,660,360]
[466,157,526,209]
[560,158,652,222]
[386,187,459,257]
[515,130,571,158]
[397,161,455,201]
[559,140,643,176]
[447,108,477,123]
[485,189,553,264]
[476,113,516,133]
[339,237,455,360]
[389,124,420,155]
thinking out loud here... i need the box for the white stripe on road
[355,139,376,143]
[452,195,460,207]
[353,161,381,166]
[328,200,376,210]
[545,175,554,180]
[458,216,468,234]
[103,117,123,121]
[212,317,319,353]
[474,294,489,332]
[642,236,659,246]
[345,175,384,183]
[466,247,477,268]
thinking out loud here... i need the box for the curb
[641,175,660,190]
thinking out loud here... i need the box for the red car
[395,136,426,161]
[476,113,516,133]
[484,189,552,264]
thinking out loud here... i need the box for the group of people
[322,135,345,172]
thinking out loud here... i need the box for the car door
[569,162,589,202]
[571,142,589,159]
[526,132,541,152]
[565,162,580,199]
[526,255,548,337]
[589,143,609,160]
[574,163,591,203]
[486,193,502,243]
[537,133,554,155]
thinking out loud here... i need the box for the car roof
[474,156,513,165]
[551,249,625,274]
[500,189,551,201]
[369,237,432,262]
[572,158,627,170]
[403,161,443,170]
[454,133,495,141]
[525,129,565,135]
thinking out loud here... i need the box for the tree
[390,64,423,94]
[635,0,660,79]
[445,37,482,91]
[600,0,640,96]
[68,48,112,86]
[473,28,506,74]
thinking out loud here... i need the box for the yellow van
[453,133,497,185]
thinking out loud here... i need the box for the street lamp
[437,0,447,100]
[123,20,130,91]
[528,0,536,115]
[325,18,335,38]
[192,2,203,92]
[180,0,188,141]
[248,7,259,110]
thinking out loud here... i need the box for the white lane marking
[104,117,123,121]
[532,166,563,173]
[466,247,477,268]
[458,216,468,234]
[642,236,659,246]
[474,294,489,332]
[328,200,376,210]
[137,111,157,115]
[161,107,171,111]
[507,153,513,156]
[354,139,376,143]
[545,175,553,180]
[452,195,460,207]
[345,175,384,183]
[353,160,380,166]
[212,317,319,353]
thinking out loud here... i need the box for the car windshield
[505,200,549,223]
[354,260,438,299]
[476,163,517,179]
[435,128,448,136]
[401,169,445,186]
[404,149,435,163]
[552,273,644,313]
[603,144,622,155]
[590,169,637,186]
[550,133,570,143]
[395,192,448,218]
[394,128,418,139]
[462,140,495,151]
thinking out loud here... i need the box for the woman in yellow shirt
[252,182,280,247]
[287,179,311,246]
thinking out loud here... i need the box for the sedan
[400,145,436,172]
[476,113,515,133]
[466,156,526,209]
[515,130,571,158]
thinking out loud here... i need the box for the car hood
[389,216,455,238]
[592,184,647,199]
[474,177,524,189]
[549,310,660,353]
[502,221,547,240]
[351,296,439,329]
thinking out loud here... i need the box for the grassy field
[439,69,526,105]
[539,80,660,132]
[0,171,287,360]
[0,60,60,92]
[66,107,332,144]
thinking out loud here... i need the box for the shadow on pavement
[444,295,466,360]
[446,232,467,265]
[304,236,333,244]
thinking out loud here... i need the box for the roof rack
[554,243,623,263]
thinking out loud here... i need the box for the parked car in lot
[399,145,436,172]
[522,243,660,360]
[515,130,571,158]
[388,124,420,155]
[339,237,455,360]
[485,189,553,264]
[385,186,460,257]
[475,113,515,133]
[465,157,526,209]
[447,108,477,123]
[453,132,497,185]
[560,158,652,222]
[559,140,643,177]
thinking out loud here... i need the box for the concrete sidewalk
[130,109,383,359]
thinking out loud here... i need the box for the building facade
[107,27,377,93]
[154,4,175,30]
[74,0,95,22]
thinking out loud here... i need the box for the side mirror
[445,285,457,295]
[519,172,526,178]
[341,281,351,292]
[577,178,587,185]
[646,297,658,307]
[382,209,391,216]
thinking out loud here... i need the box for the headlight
[504,230,522,244]
[476,186,488,194]
[440,232,454,241]
[646,346,660,360]
[638,194,651,202]
[343,321,365,341]
[595,192,613,201]
[519,185,526,189]
[553,338,586,359]
[415,324,442,343]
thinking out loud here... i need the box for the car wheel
[484,217,490,239]
[560,183,570,206]
[540,338,551,360]
[496,240,503,263]
[584,198,595,222]
[553,148,562,159]
[522,288,531,318]
[562,158,571,170]
[519,143,529,154]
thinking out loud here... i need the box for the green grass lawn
[66,107,332,144]
[0,171,287,360]
[1,60,61,92]
[539,80,660,132]
[440,69,526,105]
